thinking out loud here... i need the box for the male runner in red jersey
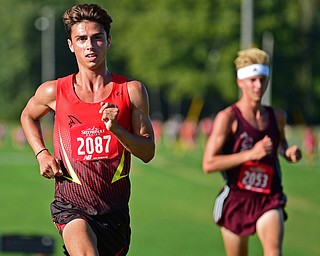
[20,4,155,255]
[202,48,301,256]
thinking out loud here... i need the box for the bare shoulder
[33,80,57,109]
[212,105,237,134]
[35,80,57,101]
[127,79,146,94]
[126,79,149,106]
[215,106,236,126]
[205,106,236,152]
[21,80,57,119]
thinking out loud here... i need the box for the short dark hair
[62,4,113,39]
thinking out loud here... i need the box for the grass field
[0,125,319,255]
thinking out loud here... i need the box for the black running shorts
[51,200,131,256]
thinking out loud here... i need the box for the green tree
[0,0,75,121]
[105,0,241,116]
[1,0,320,123]
[255,0,320,124]
[0,0,40,121]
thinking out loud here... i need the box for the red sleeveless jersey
[53,73,132,215]
[221,104,283,195]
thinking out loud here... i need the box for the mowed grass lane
[0,142,319,255]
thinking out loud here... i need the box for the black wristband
[35,148,48,159]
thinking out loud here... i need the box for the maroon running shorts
[213,185,287,236]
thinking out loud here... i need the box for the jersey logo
[111,151,128,183]
[59,129,81,185]
[68,115,81,128]
[240,132,254,151]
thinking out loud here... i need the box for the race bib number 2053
[237,161,274,194]
[70,123,119,161]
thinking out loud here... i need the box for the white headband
[237,64,270,80]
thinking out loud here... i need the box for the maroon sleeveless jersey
[53,73,132,215]
[222,104,283,195]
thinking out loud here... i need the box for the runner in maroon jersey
[20,4,155,255]
[202,48,301,256]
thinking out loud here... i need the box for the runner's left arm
[275,108,302,163]
[100,80,155,163]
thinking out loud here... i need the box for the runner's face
[68,21,109,69]
[239,75,269,101]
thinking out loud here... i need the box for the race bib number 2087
[70,123,119,161]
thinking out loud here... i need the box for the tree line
[1,0,319,124]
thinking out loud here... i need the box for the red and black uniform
[51,73,132,255]
[213,104,287,236]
